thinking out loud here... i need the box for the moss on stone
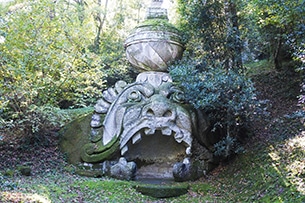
[17,166,31,176]
[75,169,103,178]
[80,136,120,163]
[138,19,179,33]
[133,183,189,198]
[59,111,119,164]
[59,113,93,164]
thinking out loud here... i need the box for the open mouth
[119,118,192,159]
[120,127,190,179]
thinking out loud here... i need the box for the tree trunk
[273,36,282,70]
[93,0,108,53]
[224,0,243,72]
[74,0,86,24]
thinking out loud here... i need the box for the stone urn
[124,19,184,72]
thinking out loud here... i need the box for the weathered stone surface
[94,80,127,114]
[146,7,168,20]
[59,113,92,164]
[75,169,103,178]
[61,71,217,181]
[89,72,194,162]
[17,166,31,176]
[173,159,207,182]
[133,183,189,198]
[110,157,137,181]
[146,0,167,20]
[81,137,120,163]
[125,0,183,72]
[124,22,184,72]
[90,114,102,128]
[73,71,215,180]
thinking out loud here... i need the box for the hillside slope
[0,69,304,202]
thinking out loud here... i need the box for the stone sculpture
[64,0,221,181]
[80,70,216,181]
[82,72,192,159]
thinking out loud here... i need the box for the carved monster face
[120,81,193,156]
[95,72,194,160]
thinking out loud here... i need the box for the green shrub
[169,59,258,159]
[0,0,133,139]
[0,173,17,190]
[299,83,305,111]
[0,0,109,108]
[0,104,71,146]
[214,135,245,159]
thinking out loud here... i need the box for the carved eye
[170,90,185,103]
[128,90,142,102]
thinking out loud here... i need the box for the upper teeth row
[120,127,187,156]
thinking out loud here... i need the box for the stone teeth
[103,88,117,103]
[121,145,128,155]
[94,99,110,114]
[183,157,190,164]
[144,128,155,135]
[132,132,142,144]
[174,132,183,143]
[185,147,192,156]
[90,114,102,128]
[161,127,172,136]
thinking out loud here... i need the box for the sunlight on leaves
[269,132,305,195]
[1,192,51,203]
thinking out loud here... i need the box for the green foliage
[0,173,17,190]
[239,0,305,69]
[169,59,257,120]
[0,0,137,138]
[299,83,305,111]
[0,0,108,107]
[176,0,304,71]
[244,60,273,76]
[214,135,245,158]
[275,111,305,141]
[1,104,72,146]
[214,135,305,202]
[169,59,258,158]
[252,0,305,31]
[2,131,304,202]
[138,19,180,33]
[176,0,243,70]
[176,0,226,63]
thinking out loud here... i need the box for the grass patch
[1,111,304,202]
[206,111,305,202]
[1,68,304,202]
[1,128,304,202]
[212,146,303,202]
[244,59,273,76]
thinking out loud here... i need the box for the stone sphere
[124,20,184,72]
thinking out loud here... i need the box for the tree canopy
[176,0,304,70]
[0,0,304,137]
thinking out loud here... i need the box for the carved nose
[146,106,173,118]
[144,101,175,119]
